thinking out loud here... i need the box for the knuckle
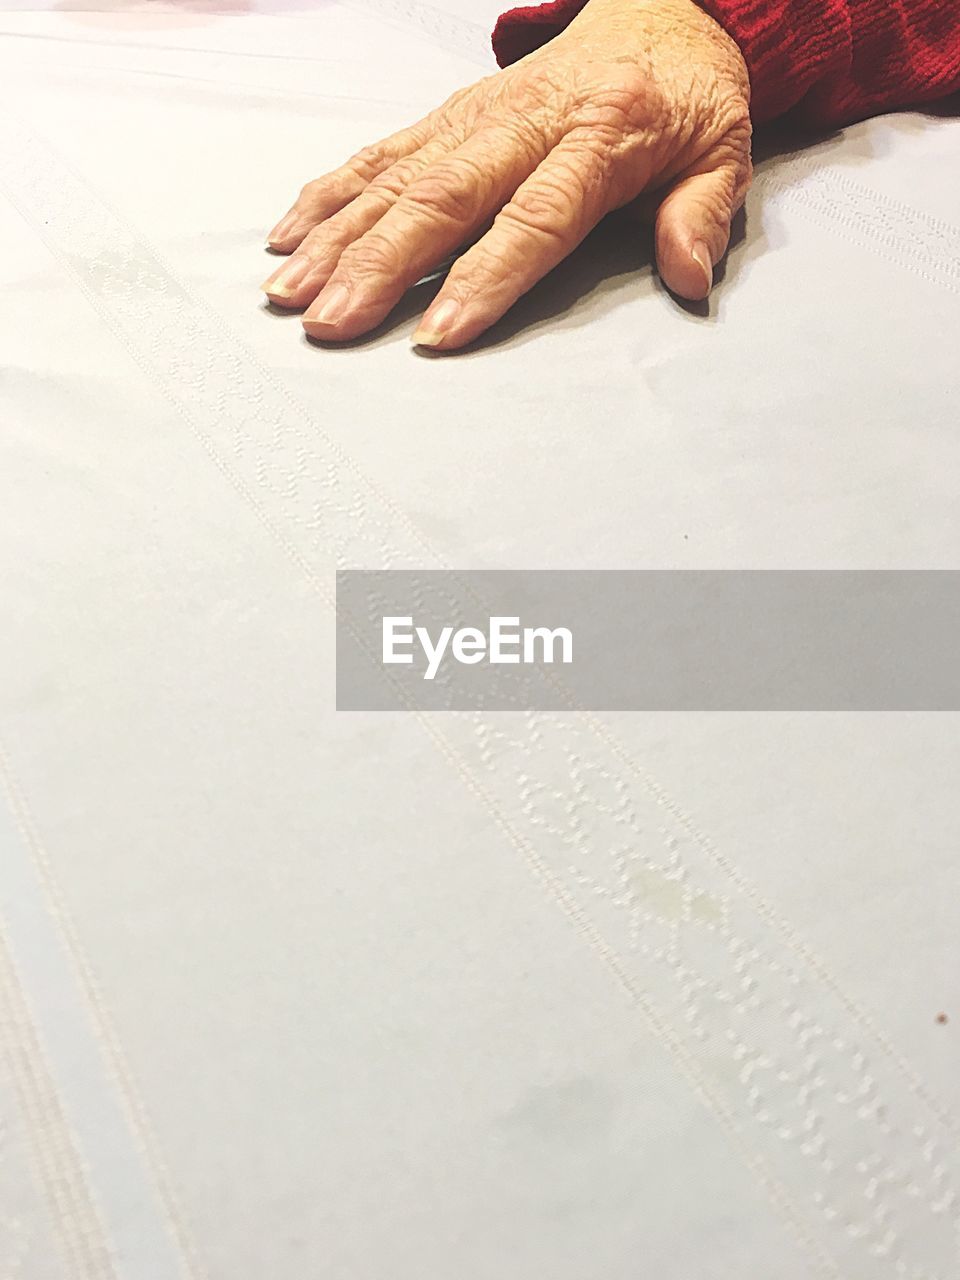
[432,78,492,131]
[436,84,471,119]
[298,177,327,203]
[516,61,569,106]
[574,60,670,133]
[367,158,421,202]
[298,217,353,262]
[507,160,597,236]
[715,109,753,207]
[338,229,402,278]
[349,142,390,181]
[733,106,753,147]
[500,111,554,160]
[446,250,501,297]
[498,195,570,248]
[686,175,736,236]
[717,97,753,151]
[405,161,485,224]
[299,223,330,256]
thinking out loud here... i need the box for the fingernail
[261,255,313,298]
[305,282,350,328]
[411,298,460,348]
[266,211,298,246]
[691,240,713,294]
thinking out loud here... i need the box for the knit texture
[491,0,960,126]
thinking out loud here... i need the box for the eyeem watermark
[382,615,573,681]
[337,569,960,711]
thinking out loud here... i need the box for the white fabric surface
[1,2,959,1277]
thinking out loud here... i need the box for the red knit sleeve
[491,0,960,127]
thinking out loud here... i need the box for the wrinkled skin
[261,0,752,349]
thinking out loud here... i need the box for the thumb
[654,152,750,300]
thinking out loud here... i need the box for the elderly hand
[261,0,751,349]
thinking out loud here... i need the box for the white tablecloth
[1,3,959,1277]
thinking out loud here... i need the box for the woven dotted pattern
[756,158,960,296]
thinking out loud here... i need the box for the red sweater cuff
[492,0,591,67]
[492,0,960,129]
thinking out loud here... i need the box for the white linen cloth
[1,2,958,1277]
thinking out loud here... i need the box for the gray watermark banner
[335,570,960,711]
